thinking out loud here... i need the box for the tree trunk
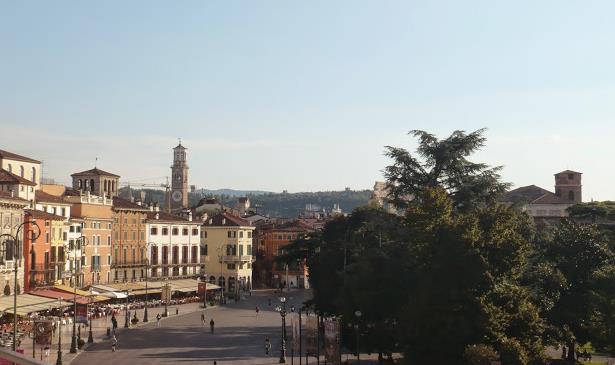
[567,341,576,362]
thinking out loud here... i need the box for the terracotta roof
[531,193,570,205]
[62,187,82,196]
[202,212,251,227]
[0,191,28,203]
[146,211,193,223]
[25,209,65,221]
[555,170,582,175]
[71,167,119,178]
[501,185,552,204]
[173,143,186,150]
[35,190,69,205]
[0,168,36,186]
[0,149,40,164]
[112,197,150,211]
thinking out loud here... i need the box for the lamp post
[0,217,40,353]
[163,277,169,317]
[143,242,152,322]
[70,235,88,354]
[124,287,130,328]
[354,310,362,364]
[56,297,63,365]
[87,288,93,343]
[275,296,288,363]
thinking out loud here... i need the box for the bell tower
[554,170,582,204]
[171,140,189,211]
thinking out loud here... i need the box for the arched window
[90,179,95,192]
[568,191,575,201]
[111,181,115,192]
[104,180,107,192]
[218,276,226,289]
[19,166,24,178]
[31,167,36,183]
[209,275,216,284]
[151,246,158,265]
[78,179,83,189]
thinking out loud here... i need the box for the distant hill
[120,187,372,218]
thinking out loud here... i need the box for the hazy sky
[2,1,615,199]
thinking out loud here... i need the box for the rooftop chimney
[155,212,159,220]
[222,218,226,225]
[188,211,193,222]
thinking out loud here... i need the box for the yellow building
[201,213,255,296]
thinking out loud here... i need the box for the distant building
[369,181,399,214]
[171,142,189,211]
[502,170,582,218]
[0,191,29,295]
[71,167,120,198]
[235,197,250,216]
[0,149,41,202]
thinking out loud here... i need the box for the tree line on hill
[279,129,615,365]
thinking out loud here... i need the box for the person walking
[209,318,215,334]
[111,335,118,352]
[255,305,260,318]
[111,314,118,335]
[156,313,162,328]
[201,312,206,326]
[264,337,271,355]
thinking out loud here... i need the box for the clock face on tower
[172,190,183,202]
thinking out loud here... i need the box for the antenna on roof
[178,138,182,146]
[95,157,98,168]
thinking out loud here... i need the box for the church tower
[554,170,582,204]
[171,141,189,211]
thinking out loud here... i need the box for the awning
[0,294,67,316]
[30,289,91,305]
[99,291,127,299]
[53,284,109,302]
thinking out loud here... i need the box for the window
[31,167,36,182]
[568,173,574,180]
[162,228,168,235]
[227,231,236,238]
[132,232,136,240]
[140,232,145,240]
[132,248,136,263]
[192,228,198,236]
[124,218,128,224]
[19,165,24,177]
[172,228,179,236]
[172,247,179,264]
[107,236,111,245]
[182,246,188,263]
[123,247,127,263]
[239,231,243,238]
[81,256,86,266]
[70,226,75,233]
[191,246,198,263]
[247,245,252,255]
[201,231,207,239]
[108,255,112,265]
[239,245,244,256]
[227,263,236,270]
[182,228,188,236]
[247,231,252,238]
[151,227,158,235]
[568,191,575,201]
[108,223,112,229]
[200,245,208,256]
[61,207,66,217]
[123,232,127,240]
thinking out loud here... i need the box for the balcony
[220,255,255,263]
[31,264,54,273]
[112,260,148,268]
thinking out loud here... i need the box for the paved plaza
[72,290,315,365]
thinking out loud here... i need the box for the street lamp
[163,277,169,317]
[70,235,88,354]
[275,296,288,363]
[143,242,153,323]
[0,218,41,353]
[124,287,131,328]
[354,310,362,364]
[56,297,63,365]
[87,288,93,343]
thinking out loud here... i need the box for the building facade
[25,209,65,290]
[170,143,189,211]
[201,213,255,295]
[0,191,29,295]
[0,149,42,194]
[111,198,149,282]
[65,193,113,286]
[146,208,201,280]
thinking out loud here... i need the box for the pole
[144,253,149,322]
[316,315,320,365]
[299,310,302,365]
[70,254,77,353]
[32,322,35,359]
[13,245,18,352]
[356,324,360,364]
[124,289,129,327]
[56,299,63,365]
[87,293,93,343]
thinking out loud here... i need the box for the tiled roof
[25,209,65,221]
[146,211,193,223]
[0,149,41,164]
[202,212,251,227]
[71,167,119,178]
[555,170,582,175]
[531,193,570,205]
[112,197,150,211]
[0,168,36,186]
[35,190,69,204]
[502,185,570,205]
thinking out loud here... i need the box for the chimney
[155,212,159,220]
[188,211,193,222]
[222,218,226,225]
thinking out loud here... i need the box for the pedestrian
[255,305,260,318]
[268,298,271,307]
[264,337,271,355]
[44,345,50,361]
[111,335,117,352]
[209,318,215,334]
[111,314,118,334]
[156,313,161,328]
[201,312,206,326]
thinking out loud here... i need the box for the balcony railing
[112,260,147,268]
[220,255,255,263]
[31,264,54,272]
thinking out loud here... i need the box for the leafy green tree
[543,220,614,361]
[384,129,509,212]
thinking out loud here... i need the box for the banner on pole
[305,315,318,356]
[291,315,300,352]
[76,305,88,324]
[34,320,53,346]
[324,318,341,364]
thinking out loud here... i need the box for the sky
[2,1,615,199]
